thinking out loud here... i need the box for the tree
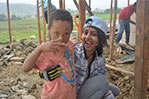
[73,0,93,16]
[0,14,7,22]
[11,15,17,20]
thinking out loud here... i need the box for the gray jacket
[74,43,115,99]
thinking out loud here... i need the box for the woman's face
[81,27,99,52]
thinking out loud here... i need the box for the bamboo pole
[7,0,12,44]
[78,0,85,42]
[128,0,130,5]
[89,0,91,7]
[37,0,42,44]
[63,0,65,9]
[88,0,91,17]
[106,64,134,76]
[59,0,65,9]
[109,0,113,41]
[47,0,51,24]
[134,0,149,98]
[41,0,46,42]
[109,0,117,60]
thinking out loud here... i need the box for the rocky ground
[0,35,149,99]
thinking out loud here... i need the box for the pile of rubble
[0,78,38,99]
[0,39,149,99]
[107,69,149,99]
[0,40,38,67]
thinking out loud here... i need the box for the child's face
[48,20,72,44]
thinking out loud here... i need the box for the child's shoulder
[66,40,75,47]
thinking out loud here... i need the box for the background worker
[39,0,56,23]
[115,2,137,47]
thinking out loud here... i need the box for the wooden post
[109,0,117,60]
[7,0,12,44]
[78,0,85,42]
[48,0,52,24]
[89,0,91,7]
[64,0,65,9]
[41,0,46,42]
[134,0,149,98]
[128,0,130,5]
[109,0,113,41]
[59,0,65,9]
[37,0,42,44]
[88,0,91,17]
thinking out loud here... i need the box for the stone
[25,47,34,53]
[0,94,8,98]
[24,82,36,89]
[22,95,37,99]
[10,57,24,62]
[13,62,23,66]
[16,51,23,56]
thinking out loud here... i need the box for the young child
[22,9,76,99]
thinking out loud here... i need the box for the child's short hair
[48,9,73,30]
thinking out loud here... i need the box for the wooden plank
[106,64,134,76]
[7,0,12,44]
[41,0,46,42]
[134,0,149,98]
[109,0,117,60]
[78,0,85,42]
[37,0,42,44]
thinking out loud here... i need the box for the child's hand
[38,37,65,53]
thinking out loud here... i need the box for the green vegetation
[0,14,118,43]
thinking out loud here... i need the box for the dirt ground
[0,39,149,99]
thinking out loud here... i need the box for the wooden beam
[134,0,149,98]
[78,0,85,42]
[109,0,113,41]
[109,0,117,60]
[59,0,65,9]
[128,0,130,5]
[106,64,134,76]
[47,0,52,24]
[7,0,12,44]
[41,0,46,42]
[37,0,42,44]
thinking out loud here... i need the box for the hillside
[0,3,36,17]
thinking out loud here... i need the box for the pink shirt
[35,40,76,99]
[119,5,135,21]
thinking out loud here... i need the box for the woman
[74,16,119,99]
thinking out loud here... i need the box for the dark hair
[133,2,136,7]
[94,27,107,56]
[48,9,73,30]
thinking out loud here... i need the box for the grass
[0,14,118,43]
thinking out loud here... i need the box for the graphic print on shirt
[62,49,75,83]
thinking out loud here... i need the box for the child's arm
[22,45,42,72]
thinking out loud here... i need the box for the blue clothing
[39,0,48,9]
[39,0,56,10]
[115,19,130,44]
[74,43,115,99]
[39,0,56,23]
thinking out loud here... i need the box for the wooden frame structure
[7,0,12,43]
[5,0,149,98]
[134,0,149,98]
